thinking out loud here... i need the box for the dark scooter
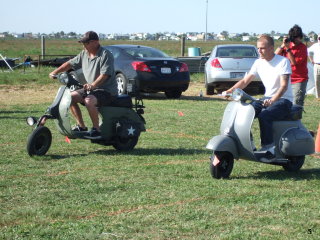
[206,88,315,179]
[26,72,146,156]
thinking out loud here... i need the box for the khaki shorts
[76,88,115,107]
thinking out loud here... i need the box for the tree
[220,31,229,38]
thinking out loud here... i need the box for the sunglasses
[82,40,93,45]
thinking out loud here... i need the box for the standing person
[308,33,320,99]
[223,35,293,161]
[275,24,308,106]
[49,31,118,139]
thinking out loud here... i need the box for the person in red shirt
[275,24,308,107]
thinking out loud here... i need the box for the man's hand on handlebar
[221,89,233,98]
[49,72,57,79]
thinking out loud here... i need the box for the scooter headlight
[26,116,37,126]
[232,88,243,101]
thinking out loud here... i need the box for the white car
[204,44,263,95]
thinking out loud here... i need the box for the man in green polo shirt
[49,31,118,139]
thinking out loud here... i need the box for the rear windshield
[125,47,169,58]
[217,47,258,58]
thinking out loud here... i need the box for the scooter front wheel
[27,126,52,157]
[282,156,305,172]
[210,151,234,179]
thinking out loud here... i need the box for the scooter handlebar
[49,73,58,79]
[219,91,232,97]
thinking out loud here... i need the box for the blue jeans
[252,98,292,146]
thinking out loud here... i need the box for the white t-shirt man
[308,41,320,64]
[249,54,293,102]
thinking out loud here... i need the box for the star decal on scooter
[127,126,136,136]
[116,121,121,128]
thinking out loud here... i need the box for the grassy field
[0,38,259,59]
[0,39,320,239]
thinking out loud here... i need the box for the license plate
[161,67,171,74]
[230,72,245,78]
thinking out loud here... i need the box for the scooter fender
[206,135,239,159]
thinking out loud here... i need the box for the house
[242,36,250,41]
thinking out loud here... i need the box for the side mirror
[58,72,69,85]
[231,88,243,101]
[58,72,83,88]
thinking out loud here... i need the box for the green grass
[0,38,258,60]
[1,39,320,239]
[1,90,320,239]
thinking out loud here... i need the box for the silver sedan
[204,44,263,95]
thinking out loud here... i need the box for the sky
[2,0,319,35]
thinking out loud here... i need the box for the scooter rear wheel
[210,151,234,179]
[26,126,52,157]
[282,156,305,172]
[112,136,139,151]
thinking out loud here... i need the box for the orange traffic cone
[316,124,320,153]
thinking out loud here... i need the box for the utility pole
[205,0,208,41]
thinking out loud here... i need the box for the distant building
[242,36,250,41]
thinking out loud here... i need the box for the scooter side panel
[273,121,315,156]
[220,102,238,135]
[99,107,145,140]
[206,135,239,159]
[54,88,73,138]
[233,102,256,160]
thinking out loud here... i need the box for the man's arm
[49,61,72,79]
[275,46,296,65]
[264,74,290,107]
[84,74,109,91]
[284,49,297,65]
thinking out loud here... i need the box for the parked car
[204,44,263,95]
[102,45,190,99]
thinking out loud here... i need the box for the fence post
[41,35,45,60]
[181,36,186,56]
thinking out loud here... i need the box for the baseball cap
[78,31,99,43]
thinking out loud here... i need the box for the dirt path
[0,82,221,107]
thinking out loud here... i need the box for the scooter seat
[283,104,303,121]
[110,94,133,108]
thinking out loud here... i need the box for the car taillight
[211,58,222,68]
[179,63,189,72]
[131,61,151,72]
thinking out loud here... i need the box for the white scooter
[206,88,315,179]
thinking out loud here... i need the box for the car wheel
[26,126,52,157]
[205,74,215,95]
[165,90,182,99]
[206,85,215,95]
[116,73,127,95]
[282,155,305,172]
[209,151,234,179]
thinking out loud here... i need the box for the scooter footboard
[206,135,239,159]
